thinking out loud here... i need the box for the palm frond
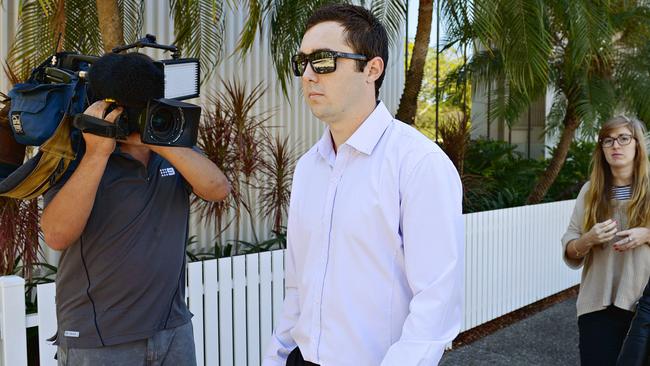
[170,0,226,82]
[7,0,58,81]
[371,0,406,48]
[236,0,267,57]
[615,42,650,123]
[119,0,145,45]
[443,0,498,53]
[498,0,551,97]
[573,74,616,129]
[543,90,567,139]
[488,83,539,126]
[63,0,103,55]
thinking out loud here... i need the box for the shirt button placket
[314,147,348,359]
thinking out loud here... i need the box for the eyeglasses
[600,134,635,148]
[291,50,368,76]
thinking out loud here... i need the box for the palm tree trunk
[396,0,434,125]
[96,0,124,52]
[526,106,580,204]
[51,0,66,51]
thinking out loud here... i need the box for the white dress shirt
[264,102,464,366]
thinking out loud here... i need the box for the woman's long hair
[584,116,650,231]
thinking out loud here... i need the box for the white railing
[1,200,580,366]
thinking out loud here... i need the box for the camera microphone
[87,52,163,107]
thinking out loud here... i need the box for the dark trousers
[578,305,634,366]
[286,347,319,366]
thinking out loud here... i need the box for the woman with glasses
[562,116,650,365]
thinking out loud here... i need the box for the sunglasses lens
[291,55,306,76]
[311,54,336,74]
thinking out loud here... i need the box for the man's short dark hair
[306,4,388,99]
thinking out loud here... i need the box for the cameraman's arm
[150,146,230,202]
[40,101,121,251]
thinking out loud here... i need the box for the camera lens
[146,105,184,143]
[151,110,173,133]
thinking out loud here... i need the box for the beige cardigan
[562,182,650,317]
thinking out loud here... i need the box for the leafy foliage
[445,0,650,202]
[170,0,226,81]
[461,138,594,213]
[259,135,297,234]
[7,0,59,81]
[118,0,145,45]
[63,0,103,55]
[185,228,287,261]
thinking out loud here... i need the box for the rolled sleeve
[382,152,464,366]
[561,183,590,269]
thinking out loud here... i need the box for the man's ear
[365,56,384,84]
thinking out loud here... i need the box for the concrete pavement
[440,297,580,366]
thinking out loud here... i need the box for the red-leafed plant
[192,78,297,256]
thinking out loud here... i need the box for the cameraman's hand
[82,101,123,157]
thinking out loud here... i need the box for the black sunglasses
[291,50,368,76]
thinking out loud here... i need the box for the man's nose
[302,62,318,82]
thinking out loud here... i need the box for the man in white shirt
[263,4,464,366]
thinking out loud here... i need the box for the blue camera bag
[7,80,81,146]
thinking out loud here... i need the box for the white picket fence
[0,200,580,366]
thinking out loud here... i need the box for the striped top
[612,185,632,200]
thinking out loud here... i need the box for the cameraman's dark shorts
[57,321,196,366]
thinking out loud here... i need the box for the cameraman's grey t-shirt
[44,147,193,348]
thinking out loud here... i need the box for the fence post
[0,275,27,366]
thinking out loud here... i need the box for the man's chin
[308,104,326,118]
[311,110,333,123]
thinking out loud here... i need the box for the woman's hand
[613,227,650,252]
[583,219,618,247]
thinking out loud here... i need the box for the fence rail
[1,200,580,366]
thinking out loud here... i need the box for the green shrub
[461,139,593,213]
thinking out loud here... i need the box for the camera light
[160,59,200,100]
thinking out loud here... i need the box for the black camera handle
[111,34,181,59]
[72,114,128,140]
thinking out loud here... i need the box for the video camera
[12,34,201,148]
[1,34,203,199]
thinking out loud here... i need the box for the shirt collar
[316,129,336,165]
[316,101,393,161]
[345,101,392,155]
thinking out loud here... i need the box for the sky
[406,0,444,47]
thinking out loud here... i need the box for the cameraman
[40,99,230,365]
